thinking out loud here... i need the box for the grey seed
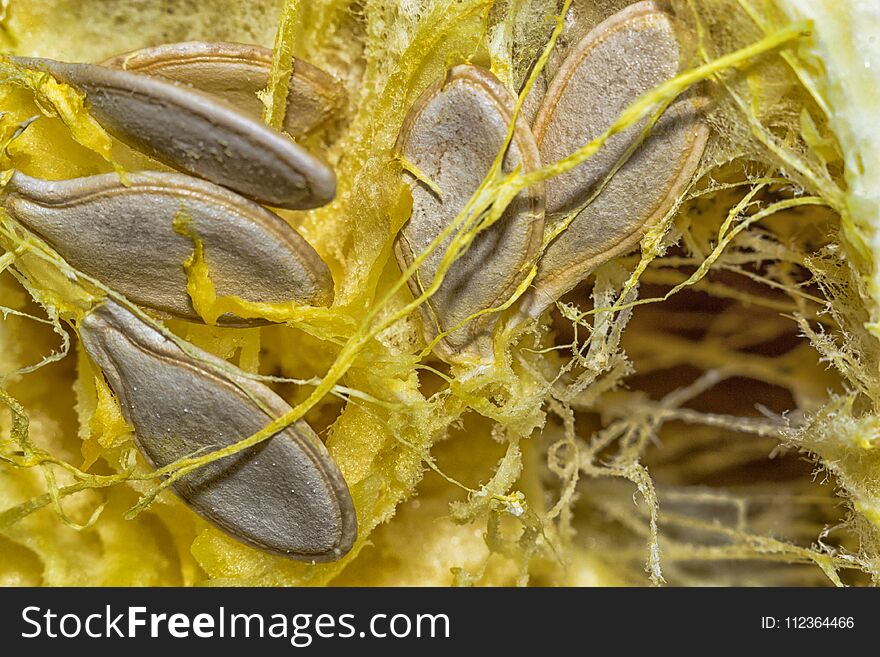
[78,300,357,561]
[9,56,336,210]
[3,171,333,325]
[396,65,544,363]
[522,1,708,316]
[101,41,346,140]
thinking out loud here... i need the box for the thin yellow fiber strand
[122,20,818,518]
[0,478,122,530]
[398,155,443,198]
[0,384,128,487]
[0,386,113,529]
[0,223,78,377]
[0,113,38,167]
[0,56,120,172]
[509,0,572,125]
[260,0,300,130]
[419,263,538,360]
[2,304,69,378]
[0,305,55,324]
[40,463,106,531]
[542,399,579,522]
[417,267,446,336]
[641,266,825,312]
[339,387,474,492]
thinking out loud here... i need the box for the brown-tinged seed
[102,41,346,140]
[78,299,357,560]
[396,65,544,363]
[522,1,708,316]
[9,56,336,210]
[3,171,333,325]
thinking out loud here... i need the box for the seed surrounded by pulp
[396,64,544,363]
[78,300,357,561]
[3,171,334,325]
[10,56,337,210]
[521,0,708,316]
